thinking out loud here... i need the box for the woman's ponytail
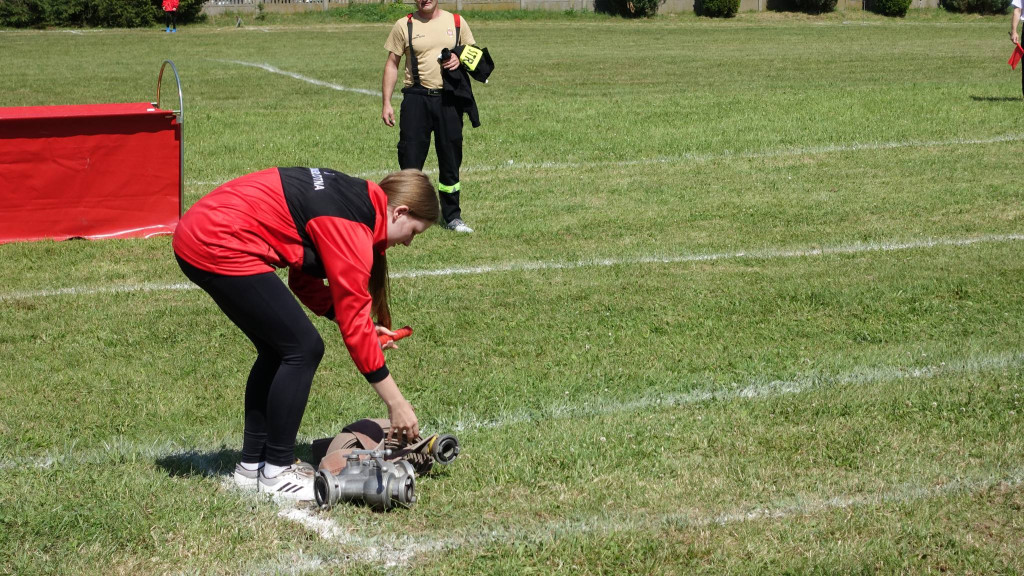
[370,253,391,329]
[370,169,440,328]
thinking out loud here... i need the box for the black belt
[402,86,443,96]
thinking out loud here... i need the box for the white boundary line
[0,281,196,302]
[8,351,1022,568]
[267,352,1024,567]
[3,233,1021,302]
[389,233,1024,279]
[7,351,1021,471]
[212,59,383,97]
[433,351,1024,433]
[271,467,1024,570]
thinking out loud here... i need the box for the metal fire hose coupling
[428,434,460,465]
[314,448,417,511]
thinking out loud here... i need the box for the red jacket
[162,0,179,12]
[173,167,390,382]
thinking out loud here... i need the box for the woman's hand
[386,398,419,443]
[375,325,399,350]
[371,374,419,442]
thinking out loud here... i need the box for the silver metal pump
[314,448,417,511]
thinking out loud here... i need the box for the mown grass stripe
[185,133,1024,187]
[419,134,1024,178]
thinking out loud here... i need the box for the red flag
[1010,42,1024,70]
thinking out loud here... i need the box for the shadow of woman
[154,444,316,479]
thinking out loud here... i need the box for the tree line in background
[0,0,205,28]
[0,0,1013,26]
[593,0,1009,18]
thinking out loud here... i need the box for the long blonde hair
[370,169,439,328]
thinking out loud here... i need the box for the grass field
[2,7,1024,575]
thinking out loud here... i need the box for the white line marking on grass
[10,353,1024,568]
[510,468,1024,544]
[279,507,432,568]
[215,476,430,569]
[213,59,382,97]
[0,281,195,301]
[11,436,241,470]
[279,508,347,540]
[3,233,1022,302]
[434,351,1024,432]
[267,468,1024,570]
[390,233,1024,279]
[7,351,1021,471]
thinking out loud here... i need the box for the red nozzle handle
[378,326,413,346]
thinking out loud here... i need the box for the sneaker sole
[233,472,259,491]
[259,480,314,501]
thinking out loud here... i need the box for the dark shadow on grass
[155,447,240,479]
[970,96,1023,102]
[154,443,315,479]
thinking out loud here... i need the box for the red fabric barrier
[0,102,181,244]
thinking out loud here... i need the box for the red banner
[0,103,181,244]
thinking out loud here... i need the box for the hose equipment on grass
[311,418,460,510]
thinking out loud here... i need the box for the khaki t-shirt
[385,11,475,91]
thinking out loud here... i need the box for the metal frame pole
[155,60,185,218]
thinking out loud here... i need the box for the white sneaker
[258,461,316,501]
[233,463,261,491]
[445,219,474,233]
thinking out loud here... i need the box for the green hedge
[940,0,1011,13]
[697,0,740,17]
[869,0,912,15]
[793,0,838,13]
[602,0,662,17]
[766,0,838,13]
[0,0,205,28]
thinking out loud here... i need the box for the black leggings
[176,256,324,466]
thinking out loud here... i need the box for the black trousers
[398,89,464,224]
[176,256,324,466]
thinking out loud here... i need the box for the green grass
[2,9,1023,575]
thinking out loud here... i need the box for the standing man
[382,0,477,234]
[1013,0,1022,47]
